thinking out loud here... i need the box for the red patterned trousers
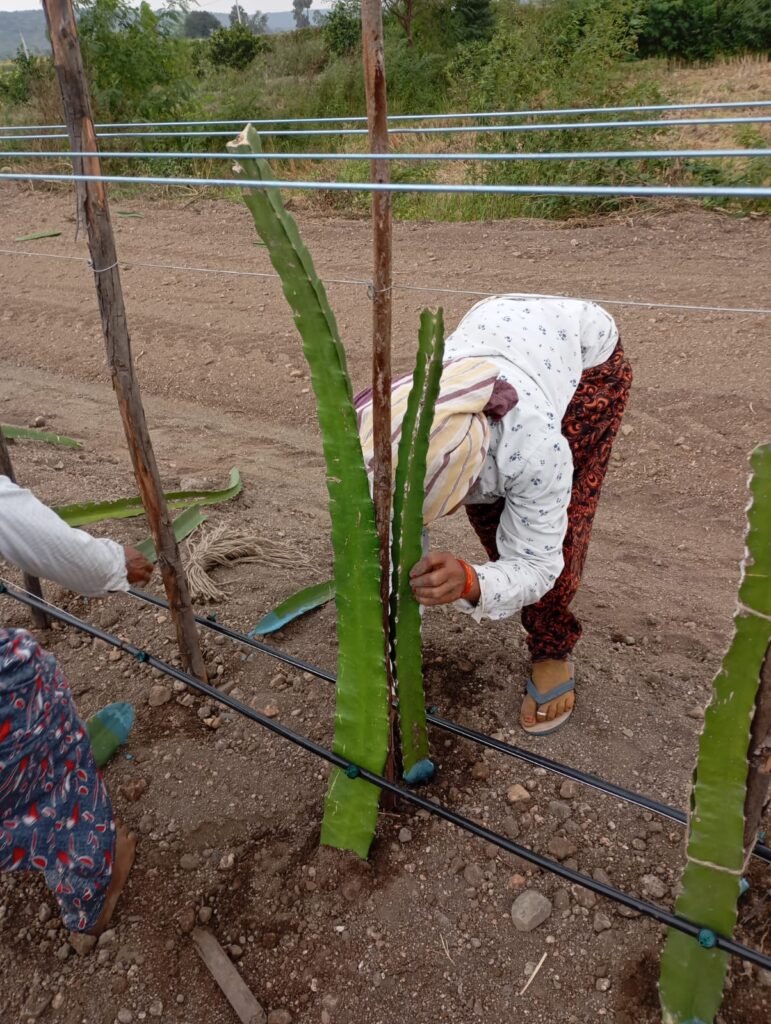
[465,341,633,662]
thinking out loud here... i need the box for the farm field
[0,186,770,1023]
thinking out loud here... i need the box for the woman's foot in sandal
[520,659,576,735]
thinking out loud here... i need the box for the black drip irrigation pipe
[2,581,770,972]
[126,586,771,866]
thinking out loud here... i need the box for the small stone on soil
[398,827,413,844]
[506,783,530,804]
[148,684,172,707]
[117,1010,133,1024]
[548,800,571,821]
[571,885,597,909]
[547,836,577,861]
[641,873,667,898]
[559,779,579,800]
[69,932,97,956]
[179,853,201,871]
[463,863,485,888]
[267,1011,293,1024]
[593,911,613,933]
[198,906,213,925]
[596,977,612,992]
[118,778,148,803]
[510,890,552,932]
[178,906,196,934]
[553,889,570,911]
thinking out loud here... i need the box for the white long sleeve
[454,436,572,621]
[0,475,129,596]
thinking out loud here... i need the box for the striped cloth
[355,358,517,525]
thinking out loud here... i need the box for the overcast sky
[0,1,333,13]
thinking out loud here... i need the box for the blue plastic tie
[739,877,750,896]
[133,650,149,663]
[698,928,717,949]
[344,764,360,779]
[428,705,439,715]
[206,613,218,622]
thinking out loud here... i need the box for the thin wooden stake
[361,0,397,782]
[0,428,50,630]
[42,0,207,682]
[192,928,266,1024]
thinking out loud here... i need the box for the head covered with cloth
[355,358,519,524]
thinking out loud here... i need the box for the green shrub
[324,0,361,57]
[75,0,195,121]
[0,47,52,106]
[209,23,270,70]
[635,0,771,62]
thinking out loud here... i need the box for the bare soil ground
[0,187,770,1024]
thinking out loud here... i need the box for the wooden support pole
[361,0,397,781]
[42,0,207,682]
[0,429,50,630]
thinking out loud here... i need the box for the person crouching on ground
[357,295,632,735]
[0,473,154,933]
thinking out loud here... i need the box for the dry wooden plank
[41,0,207,681]
[192,928,266,1024]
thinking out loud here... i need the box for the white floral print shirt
[439,295,618,622]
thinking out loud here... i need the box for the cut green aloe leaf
[249,579,335,636]
[15,230,62,241]
[55,467,242,527]
[135,505,207,563]
[659,443,771,1024]
[391,309,444,782]
[1,424,82,449]
[228,125,389,859]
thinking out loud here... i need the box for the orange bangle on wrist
[457,559,476,600]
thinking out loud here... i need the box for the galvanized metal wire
[3,98,771,133]
[2,169,770,197]
[3,148,770,163]
[1,248,769,317]
[2,113,770,143]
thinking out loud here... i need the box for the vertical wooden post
[361,0,396,780]
[42,0,207,682]
[0,429,50,630]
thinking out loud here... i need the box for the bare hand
[124,546,154,585]
[409,551,479,606]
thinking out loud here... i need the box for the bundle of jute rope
[184,523,307,602]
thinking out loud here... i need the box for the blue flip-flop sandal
[521,676,575,736]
